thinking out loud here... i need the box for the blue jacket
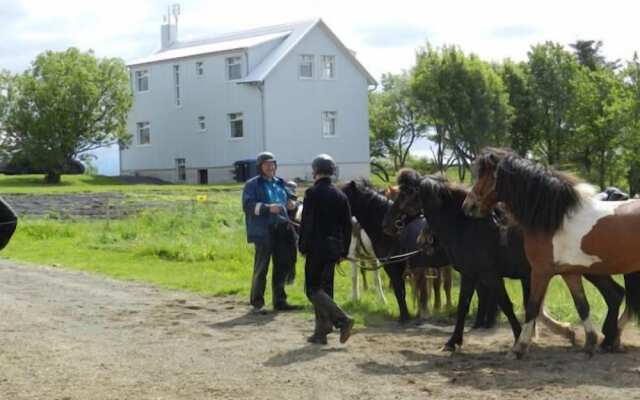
[242,175,293,243]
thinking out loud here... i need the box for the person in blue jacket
[242,152,301,313]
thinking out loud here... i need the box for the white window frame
[228,113,244,139]
[136,121,151,145]
[197,115,206,132]
[175,158,186,182]
[135,69,149,92]
[226,56,243,81]
[195,61,204,77]
[321,111,337,138]
[299,55,314,79]
[173,64,181,107]
[320,55,335,79]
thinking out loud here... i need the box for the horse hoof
[440,343,456,353]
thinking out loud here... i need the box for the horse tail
[623,272,640,325]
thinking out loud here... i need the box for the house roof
[127,18,377,86]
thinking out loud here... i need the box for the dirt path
[1,260,639,400]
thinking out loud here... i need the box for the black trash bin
[233,159,258,182]
[0,197,17,250]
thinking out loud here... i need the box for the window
[226,56,242,80]
[321,55,335,79]
[228,113,244,138]
[195,61,204,76]
[173,65,181,106]
[137,121,151,145]
[299,55,314,78]
[135,70,149,92]
[322,111,336,137]
[198,115,206,131]
[175,158,186,182]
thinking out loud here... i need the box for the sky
[2,0,640,174]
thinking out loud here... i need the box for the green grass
[0,174,613,328]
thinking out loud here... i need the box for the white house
[121,16,377,183]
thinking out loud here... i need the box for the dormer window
[226,56,242,80]
[299,55,314,79]
[135,70,149,92]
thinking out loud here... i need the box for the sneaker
[274,303,303,312]
[339,318,355,344]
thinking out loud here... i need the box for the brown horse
[462,147,640,358]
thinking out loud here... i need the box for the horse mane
[486,149,583,234]
[420,174,469,209]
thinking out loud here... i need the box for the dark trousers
[305,255,349,334]
[250,224,296,309]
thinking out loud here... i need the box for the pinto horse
[462,147,640,358]
[381,170,617,351]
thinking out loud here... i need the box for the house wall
[263,24,370,182]
[122,51,265,182]
[122,23,371,183]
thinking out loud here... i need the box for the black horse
[341,179,498,325]
[382,170,626,351]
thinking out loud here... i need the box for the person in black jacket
[299,154,354,345]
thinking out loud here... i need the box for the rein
[345,249,424,270]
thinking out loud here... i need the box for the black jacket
[298,177,352,260]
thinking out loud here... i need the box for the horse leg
[486,276,521,342]
[584,274,624,352]
[443,266,453,308]
[561,273,597,357]
[418,270,429,319]
[616,272,640,350]
[443,274,476,352]
[522,277,575,344]
[372,266,388,305]
[361,265,369,291]
[432,268,442,311]
[385,264,410,324]
[512,268,552,359]
[474,284,498,329]
[350,260,360,303]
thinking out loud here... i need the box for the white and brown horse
[462,147,640,358]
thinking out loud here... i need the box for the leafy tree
[369,72,427,181]
[0,48,132,183]
[570,40,620,71]
[497,60,537,156]
[412,44,512,179]
[570,66,630,188]
[622,53,640,195]
[527,42,580,165]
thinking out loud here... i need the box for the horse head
[462,147,510,218]
[382,168,422,237]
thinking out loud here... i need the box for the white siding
[122,51,264,181]
[263,25,370,181]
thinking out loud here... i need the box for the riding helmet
[256,151,276,172]
[312,154,336,176]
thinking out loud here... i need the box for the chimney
[160,5,180,50]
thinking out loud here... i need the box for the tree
[369,72,427,181]
[412,44,512,179]
[0,48,132,183]
[498,60,537,156]
[622,53,640,195]
[527,42,580,165]
[570,40,620,71]
[570,66,630,189]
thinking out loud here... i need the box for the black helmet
[312,154,336,176]
[256,151,276,172]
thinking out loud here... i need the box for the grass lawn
[0,174,613,327]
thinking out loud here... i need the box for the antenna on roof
[171,4,180,26]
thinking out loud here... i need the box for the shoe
[339,318,355,344]
[307,334,328,345]
[274,303,303,311]
[250,307,268,315]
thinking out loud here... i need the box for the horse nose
[462,198,476,217]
